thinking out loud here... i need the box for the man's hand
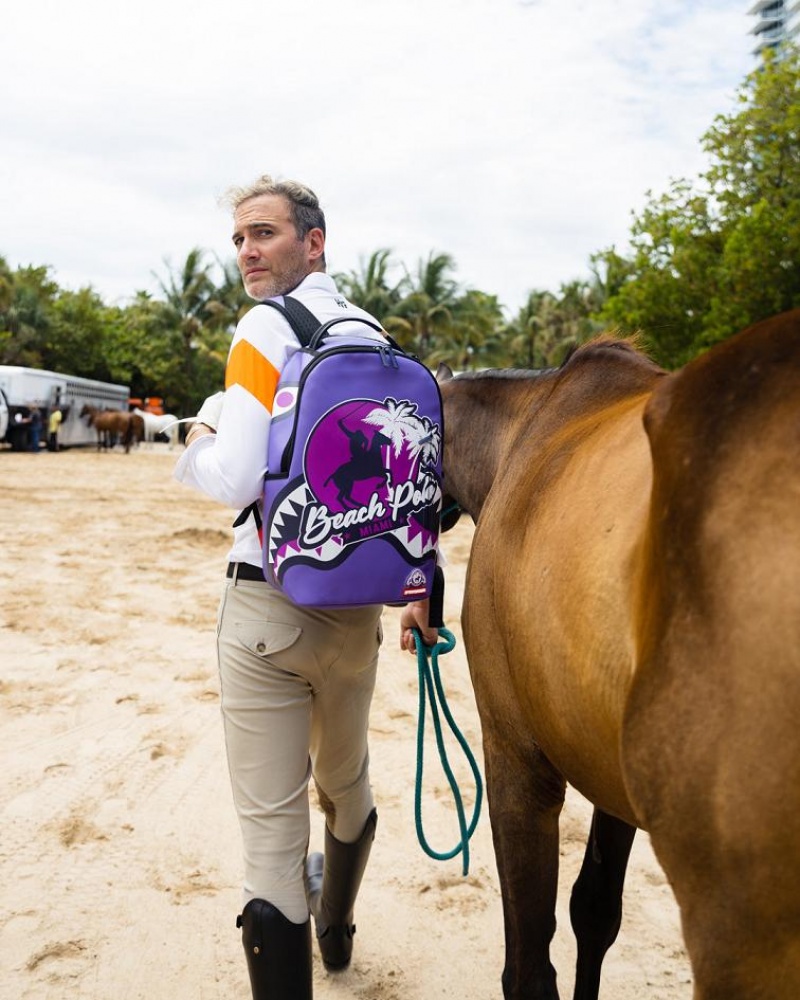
[185,422,215,446]
[400,599,439,654]
[194,390,225,430]
[184,391,225,446]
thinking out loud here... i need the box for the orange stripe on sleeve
[225,340,281,413]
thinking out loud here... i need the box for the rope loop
[413,626,483,876]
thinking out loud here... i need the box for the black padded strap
[261,296,321,347]
[428,565,445,628]
[263,296,393,351]
[232,501,262,531]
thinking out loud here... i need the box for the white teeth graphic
[268,484,311,563]
[267,480,438,574]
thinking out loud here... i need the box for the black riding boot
[305,808,377,971]
[237,898,312,1000]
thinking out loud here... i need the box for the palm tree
[505,290,559,369]
[152,248,217,415]
[384,251,461,362]
[334,249,403,323]
[205,255,252,334]
[425,289,505,370]
[504,282,603,370]
[154,247,215,328]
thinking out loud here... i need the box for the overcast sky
[4,0,754,317]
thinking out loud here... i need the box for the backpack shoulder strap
[265,296,394,351]
[261,295,321,347]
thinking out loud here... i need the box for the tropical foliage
[594,48,800,366]
[2,48,798,411]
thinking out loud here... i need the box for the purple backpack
[260,297,443,608]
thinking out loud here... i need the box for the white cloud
[2,0,754,315]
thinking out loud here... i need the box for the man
[29,406,42,451]
[174,175,435,1000]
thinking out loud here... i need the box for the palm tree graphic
[363,398,440,483]
[407,416,441,479]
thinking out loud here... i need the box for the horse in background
[437,310,800,1000]
[133,408,180,449]
[79,405,136,453]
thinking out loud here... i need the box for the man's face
[232,194,323,301]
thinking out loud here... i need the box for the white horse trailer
[0,386,8,442]
[0,366,130,450]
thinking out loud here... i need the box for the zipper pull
[379,345,399,369]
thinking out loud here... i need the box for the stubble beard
[243,247,313,302]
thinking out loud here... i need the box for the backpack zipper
[379,345,400,369]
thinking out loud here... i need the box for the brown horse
[437,310,800,1000]
[80,404,137,453]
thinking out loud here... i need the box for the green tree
[700,47,800,345]
[0,264,59,368]
[0,256,13,316]
[596,47,800,367]
[45,287,114,380]
[104,292,175,402]
[599,180,725,366]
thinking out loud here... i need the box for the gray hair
[221,174,326,242]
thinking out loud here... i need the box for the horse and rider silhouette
[324,419,391,509]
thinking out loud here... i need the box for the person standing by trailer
[47,408,62,451]
[174,174,435,1000]
[28,406,42,451]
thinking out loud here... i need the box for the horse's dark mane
[560,334,657,371]
[450,335,658,383]
[453,366,557,381]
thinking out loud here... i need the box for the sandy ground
[0,446,692,999]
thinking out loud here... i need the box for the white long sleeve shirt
[174,272,383,567]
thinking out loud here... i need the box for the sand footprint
[26,938,89,972]
[150,865,222,905]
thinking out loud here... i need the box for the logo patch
[402,567,429,599]
[267,396,441,579]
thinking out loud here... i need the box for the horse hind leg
[569,807,636,1000]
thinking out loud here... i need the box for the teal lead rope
[412,627,483,876]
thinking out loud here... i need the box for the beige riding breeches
[216,575,383,923]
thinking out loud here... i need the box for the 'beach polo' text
[300,476,437,549]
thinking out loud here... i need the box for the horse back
[624,309,800,990]
[631,307,800,737]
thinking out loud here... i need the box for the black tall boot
[237,898,312,1000]
[305,808,377,971]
